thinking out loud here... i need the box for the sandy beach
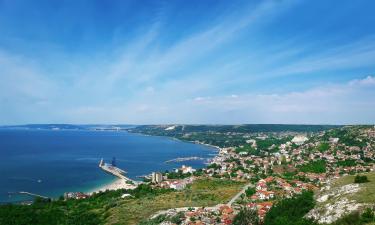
[88,178,137,195]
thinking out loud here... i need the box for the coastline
[126,130,220,151]
[1,129,219,203]
[86,134,221,195]
[87,178,136,195]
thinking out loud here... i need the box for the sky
[0,0,375,125]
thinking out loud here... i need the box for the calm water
[0,129,216,203]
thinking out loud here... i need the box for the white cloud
[180,76,375,124]
[349,75,375,86]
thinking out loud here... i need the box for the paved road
[227,183,254,206]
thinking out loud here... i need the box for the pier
[8,191,50,199]
[99,158,134,182]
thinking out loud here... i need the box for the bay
[0,129,216,203]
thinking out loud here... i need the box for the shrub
[354,175,369,183]
[361,208,375,223]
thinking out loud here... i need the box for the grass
[331,172,375,203]
[105,178,244,225]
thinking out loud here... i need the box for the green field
[105,178,244,225]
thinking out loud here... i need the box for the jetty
[8,191,50,199]
[165,156,204,163]
[99,158,133,182]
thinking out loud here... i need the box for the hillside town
[139,125,375,224]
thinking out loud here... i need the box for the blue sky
[0,0,375,125]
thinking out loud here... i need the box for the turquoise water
[0,129,216,203]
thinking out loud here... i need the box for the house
[64,192,88,200]
[256,182,267,191]
[169,180,186,190]
[175,165,196,174]
[256,190,274,200]
[121,193,132,198]
[329,138,339,144]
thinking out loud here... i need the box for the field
[105,178,244,225]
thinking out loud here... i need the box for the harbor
[1,129,214,203]
[90,158,138,194]
[98,157,132,182]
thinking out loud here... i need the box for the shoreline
[126,131,220,152]
[87,178,136,195]
[86,135,221,195]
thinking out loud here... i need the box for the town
[129,125,375,224]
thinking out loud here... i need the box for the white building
[151,172,163,183]
[175,165,196,174]
[292,135,308,145]
[169,181,186,190]
[329,138,339,144]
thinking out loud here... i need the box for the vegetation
[298,160,326,173]
[355,175,369,183]
[317,142,330,152]
[166,170,191,179]
[106,178,244,224]
[264,191,316,225]
[256,137,292,152]
[129,124,338,147]
[337,159,357,167]
[138,212,184,225]
[0,189,124,225]
[330,208,375,225]
[245,187,256,197]
[233,207,259,225]
[236,144,260,155]
[0,179,243,225]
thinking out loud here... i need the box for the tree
[233,207,259,225]
[245,187,256,197]
[264,191,316,225]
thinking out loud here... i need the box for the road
[227,183,254,206]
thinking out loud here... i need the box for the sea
[0,129,217,203]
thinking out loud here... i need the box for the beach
[88,178,137,194]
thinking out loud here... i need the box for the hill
[307,172,375,224]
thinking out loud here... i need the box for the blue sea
[0,129,216,203]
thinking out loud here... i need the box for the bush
[361,208,375,223]
[331,209,375,225]
[354,175,369,183]
[331,212,361,225]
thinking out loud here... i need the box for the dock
[99,158,134,182]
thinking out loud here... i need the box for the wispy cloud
[184,76,375,124]
[0,1,374,124]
